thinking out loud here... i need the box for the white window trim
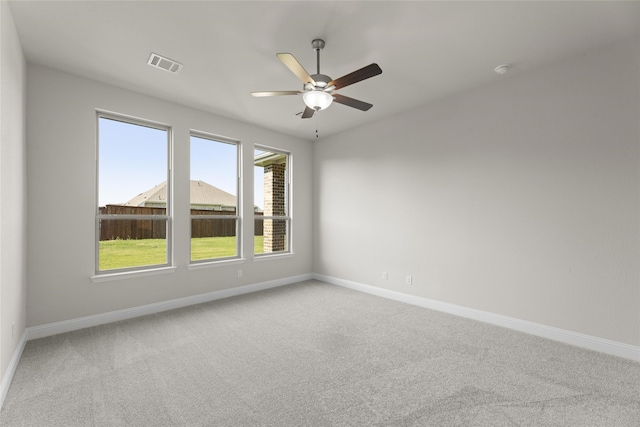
[187,258,246,270]
[91,266,177,283]
[253,253,295,262]
[95,111,173,276]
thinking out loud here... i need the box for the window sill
[187,258,246,270]
[253,252,295,262]
[91,266,177,283]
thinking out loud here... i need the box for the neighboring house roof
[125,180,236,209]
[125,182,167,207]
[189,180,237,208]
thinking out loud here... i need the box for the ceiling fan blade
[332,94,373,111]
[327,63,382,90]
[277,53,316,86]
[251,91,302,97]
[301,106,315,119]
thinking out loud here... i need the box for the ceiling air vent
[147,53,182,74]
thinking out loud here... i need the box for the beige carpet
[2,280,639,426]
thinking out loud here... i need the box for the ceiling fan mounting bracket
[311,39,325,51]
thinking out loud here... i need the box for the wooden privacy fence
[99,205,263,241]
[191,208,239,239]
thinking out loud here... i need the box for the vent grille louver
[147,53,182,74]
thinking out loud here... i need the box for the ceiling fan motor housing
[306,74,333,90]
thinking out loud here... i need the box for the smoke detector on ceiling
[147,53,183,74]
[494,64,511,75]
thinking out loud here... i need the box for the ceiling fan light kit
[303,90,333,110]
[251,39,382,119]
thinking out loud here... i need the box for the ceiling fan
[251,39,382,119]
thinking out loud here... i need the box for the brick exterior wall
[263,162,286,252]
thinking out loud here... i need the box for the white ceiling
[8,1,639,141]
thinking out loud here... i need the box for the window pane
[97,116,169,272]
[190,135,239,261]
[254,213,264,254]
[98,118,168,209]
[99,219,167,270]
[254,148,289,255]
[99,216,167,241]
[254,218,288,253]
[191,218,237,261]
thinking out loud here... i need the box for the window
[96,114,171,273]
[190,133,240,262]
[254,147,290,255]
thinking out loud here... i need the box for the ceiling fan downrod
[311,39,325,75]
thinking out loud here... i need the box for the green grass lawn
[191,236,265,260]
[99,236,264,270]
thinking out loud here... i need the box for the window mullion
[98,214,169,220]
[190,215,239,220]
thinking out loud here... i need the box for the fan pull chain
[316,114,319,139]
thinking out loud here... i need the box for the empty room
[1,1,639,425]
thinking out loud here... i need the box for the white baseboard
[27,273,312,341]
[313,273,640,363]
[0,331,27,409]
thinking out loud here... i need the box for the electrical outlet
[237,270,243,278]
[406,275,412,285]
[382,272,388,280]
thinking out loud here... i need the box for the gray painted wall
[313,38,640,346]
[25,65,313,327]
[0,1,27,385]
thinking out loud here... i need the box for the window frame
[189,131,242,265]
[95,111,173,275]
[254,145,292,257]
